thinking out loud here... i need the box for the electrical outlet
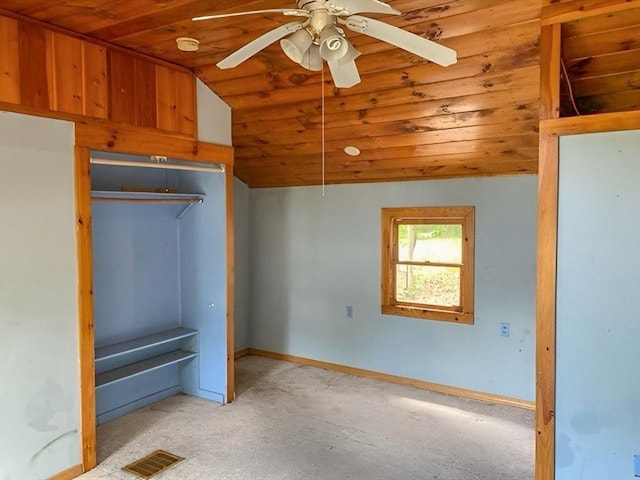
[500,322,510,338]
[346,305,354,319]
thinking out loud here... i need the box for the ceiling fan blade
[344,15,457,67]
[326,0,400,16]
[327,59,361,88]
[193,9,308,21]
[217,22,305,69]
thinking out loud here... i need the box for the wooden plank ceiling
[0,1,634,187]
[559,7,640,116]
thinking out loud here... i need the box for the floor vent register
[122,450,185,479]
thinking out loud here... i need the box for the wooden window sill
[382,304,474,324]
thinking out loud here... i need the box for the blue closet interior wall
[92,200,182,345]
[91,161,227,423]
[178,170,227,402]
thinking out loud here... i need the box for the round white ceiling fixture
[344,146,361,156]
[176,37,200,52]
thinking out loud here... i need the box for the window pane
[398,224,462,264]
[396,265,460,307]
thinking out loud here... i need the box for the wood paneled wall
[0,15,195,136]
[541,0,640,117]
[561,8,639,115]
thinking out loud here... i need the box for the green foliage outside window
[398,224,462,241]
[397,223,463,307]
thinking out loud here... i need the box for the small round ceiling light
[176,37,200,52]
[344,146,361,156]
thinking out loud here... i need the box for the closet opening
[89,151,229,426]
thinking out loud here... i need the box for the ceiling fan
[193,0,457,88]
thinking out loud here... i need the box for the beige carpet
[78,355,534,479]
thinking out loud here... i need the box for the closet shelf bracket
[177,199,203,220]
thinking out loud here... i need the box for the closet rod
[91,198,204,204]
[90,157,225,173]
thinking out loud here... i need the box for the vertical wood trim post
[74,145,96,471]
[225,167,235,402]
[536,22,561,480]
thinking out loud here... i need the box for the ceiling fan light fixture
[280,28,313,64]
[197,0,457,87]
[319,26,349,62]
[339,41,360,65]
[300,44,323,71]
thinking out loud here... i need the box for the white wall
[196,78,231,146]
[248,175,537,400]
[556,130,640,479]
[0,112,79,478]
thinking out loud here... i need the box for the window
[381,206,475,324]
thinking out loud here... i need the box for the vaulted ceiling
[1,1,637,187]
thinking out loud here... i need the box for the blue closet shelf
[95,349,197,389]
[91,190,205,203]
[95,327,198,362]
